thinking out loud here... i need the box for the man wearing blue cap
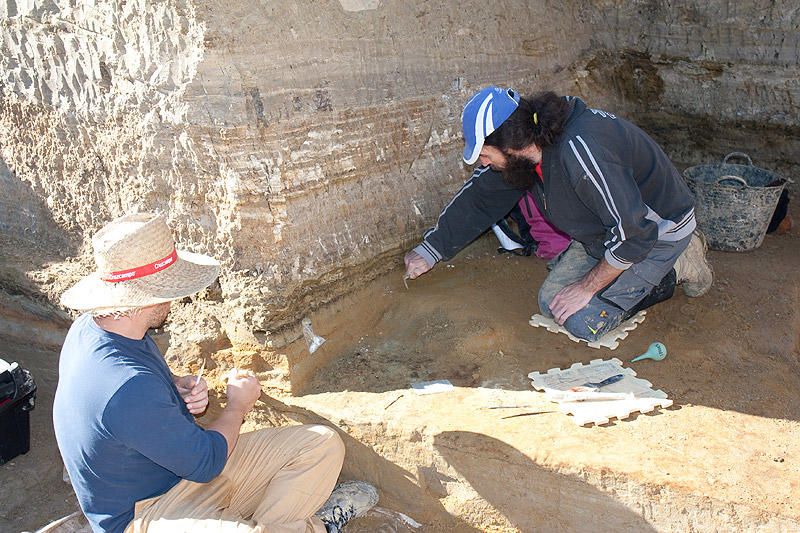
[404,87,712,341]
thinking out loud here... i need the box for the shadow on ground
[222,394,482,532]
[434,430,658,532]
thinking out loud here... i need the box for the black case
[0,362,37,464]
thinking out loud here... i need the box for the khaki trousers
[126,424,345,533]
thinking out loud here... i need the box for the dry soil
[1,231,798,532]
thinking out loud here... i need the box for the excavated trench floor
[2,232,799,532]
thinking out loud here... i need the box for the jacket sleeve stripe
[605,250,633,270]
[605,242,633,269]
[420,240,442,262]
[568,138,626,241]
[608,242,632,264]
[667,209,695,234]
[575,136,628,241]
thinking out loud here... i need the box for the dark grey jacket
[413,97,696,270]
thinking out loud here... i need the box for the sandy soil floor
[1,230,798,532]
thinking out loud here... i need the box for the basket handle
[716,175,748,187]
[722,152,753,166]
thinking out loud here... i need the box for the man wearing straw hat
[54,213,378,533]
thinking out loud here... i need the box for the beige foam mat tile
[528,311,647,350]
[528,357,673,426]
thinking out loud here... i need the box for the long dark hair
[484,91,570,151]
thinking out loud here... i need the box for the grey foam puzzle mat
[528,357,673,426]
[528,311,647,350]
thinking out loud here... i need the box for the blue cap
[461,86,520,165]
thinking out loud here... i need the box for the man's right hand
[404,250,433,279]
[208,370,263,457]
[225,369,261,414]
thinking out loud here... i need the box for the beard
[146,302,172,329]
[501,154,537,190]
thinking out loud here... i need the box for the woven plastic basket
[683,152,787,252]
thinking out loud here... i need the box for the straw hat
[60,213,220,312]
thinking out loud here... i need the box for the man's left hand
[174,375,209,415]
[550,282,594,325]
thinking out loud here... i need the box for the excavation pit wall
[2,0,798,347]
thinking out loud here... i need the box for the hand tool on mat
[569,373,623,392]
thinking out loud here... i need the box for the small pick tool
[195,359,206,386]
[631,342,667,362]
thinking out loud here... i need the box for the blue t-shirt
[53,314,227,532]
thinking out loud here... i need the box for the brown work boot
[674,231,713,297]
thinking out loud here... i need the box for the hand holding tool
[195,360,206,387]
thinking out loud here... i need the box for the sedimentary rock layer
[1,0,797,346]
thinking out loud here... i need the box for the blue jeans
[538,236,690,341]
